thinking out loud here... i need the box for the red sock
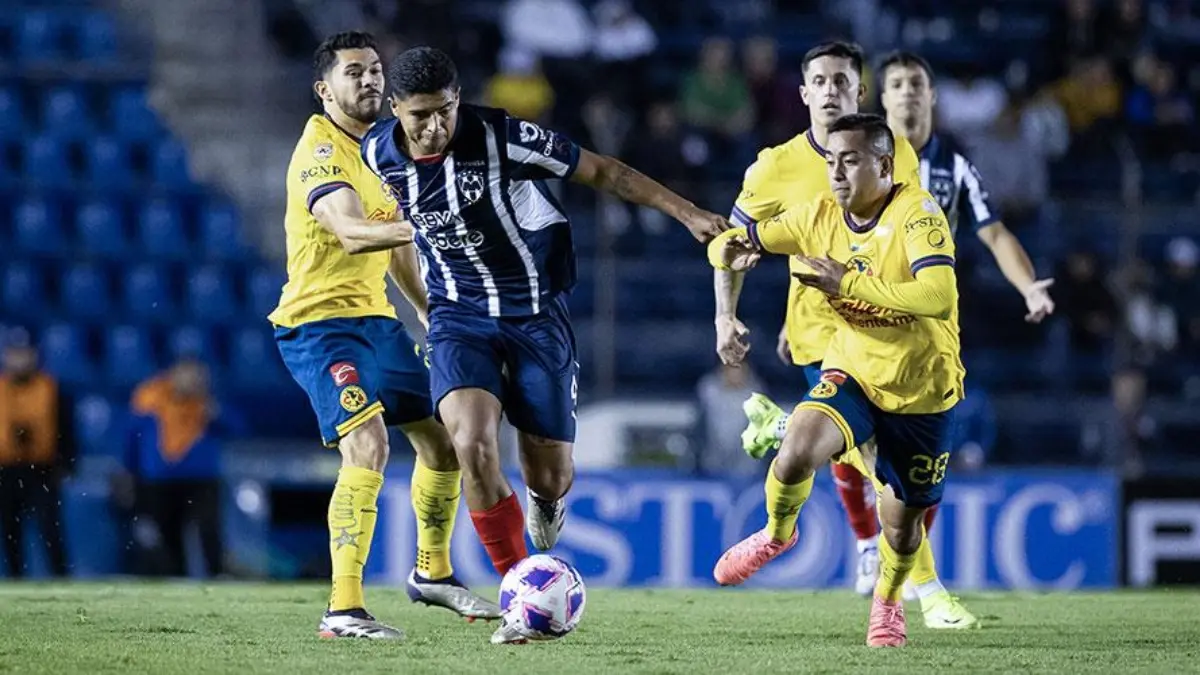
[469,492,528,576]
[923,504,939,533]
[831,462,879,540]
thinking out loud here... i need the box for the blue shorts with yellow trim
[799,362,824,388]
[799,369,954,508]
[275,316,433,447]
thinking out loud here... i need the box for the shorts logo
[314,142,334,162]
[339,385,368,413]
[809,381,838,399]
[329,362,359,386]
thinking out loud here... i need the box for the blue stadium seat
[22,135,72,186]
[103,324,156,386]
[75,198,129,258]
[136,199,188,257]
[1,261,45,317]
[123,263,173,320]
[199,201,247,259]
[74,394,117,457]
[76,11,117,62]
[83,137,134,189]
[40,85,91,139]
[186,264,236,323]
[246,267,285,319]
[39,322,93,385]
[14,197,64,256]
[16,10,63,63]
[167,325,217,363]
[62,263,111,319]
[109,88,160,142]
[229,326,287,389]
[150,138,192,190]
[0,85,26,138]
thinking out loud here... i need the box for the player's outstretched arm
[796,259,957,319]
[388,244,429,328]
[976,222,1055,323]
[571,149,729,242]
[312,187,415,254]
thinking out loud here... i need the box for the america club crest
[457,170,485,205]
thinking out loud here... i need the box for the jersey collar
[805,128,828,157]
[323,113,363,145]
[843,184,902,234]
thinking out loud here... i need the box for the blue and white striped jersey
[361,105,581,317]
[917,133,999,237]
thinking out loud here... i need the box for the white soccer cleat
[317,608,404,639]
[525,487,565,551]
[406,569,502,620]
[490,618,530,645]
[854,543,880,596]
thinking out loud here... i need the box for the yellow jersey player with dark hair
[270,31,499,639]
[709,114,962,647]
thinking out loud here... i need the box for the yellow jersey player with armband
[709,114,964,648]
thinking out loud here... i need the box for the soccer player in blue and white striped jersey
[362,47,728,643]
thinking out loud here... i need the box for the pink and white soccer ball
[499,554,587,640]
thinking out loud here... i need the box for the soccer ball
[498,554,586,640]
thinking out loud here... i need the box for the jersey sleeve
[730,149,782,227]
[902,199,957,275]
[505,117,581,181]
[294,132,356,214]
[746,202,813,256]
[954,154,1000,232]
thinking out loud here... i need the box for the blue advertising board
[369,468,1119,590]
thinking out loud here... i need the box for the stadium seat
[199,201,247,259]
[22,135,72,187]
[0,85,26,137]
[109,88,161,142]
[136,199,188,257]
[167,324,217,363]
[14,197,64,256]
[150,138,192,190]
[16,10,62,64]
[39,322,93,385]
[123,263,173,321]
[229,326,287,389]
[75,198,129,258]
[40,85,91,139]
[75,11,117,62]
[1,261,46,317]
[83,136,134,190]
[61,263,111,319]
[74,394,117,458]
[246,266,285,319]
[103,324,156,386]
[186,264,237,323]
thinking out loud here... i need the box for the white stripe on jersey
[407,163,458,302]
[443,156,501,317]
[508,181,566,232]
[484,123,541,315]
[957,153,993,224]
[507,141,571,177]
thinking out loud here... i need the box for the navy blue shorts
[799,362,824,388]
[275,316,433,447]
[427,295,578,442]
[799,369,954,508]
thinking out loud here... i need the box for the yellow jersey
[731,129,921,366]
[747,182,964,414]
[269,114,398,328]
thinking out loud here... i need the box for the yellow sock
[764,459,813,541]
[908,525,939,587]
[410,460,461,580]
[328,466,383,611]
[875,533,918,602]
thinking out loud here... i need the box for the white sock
[916,578,947,602]
[773,414,790,442]
[856,535,879,553]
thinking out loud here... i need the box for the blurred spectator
[968,93,1067,225]
[0,332,71,578]
[1125,53,1195,158]
[503,0,592,59]
[679,37,755,147]
[592,0,657,106]
[1049,55,1122,136]
[1082,366,1156,477]
[484,48,555,123]
[1158,237,1200,357]
[1057,250,1120,351]
[742,36,805,147]
[624,101,711,229]
[119,358,237,578]
[947,384,997,473]
[1101,0,1149,64]
[1122,260,1178,363]
[1050,0,1102,73]
[695,364,763,477]
[935,68,1008,141]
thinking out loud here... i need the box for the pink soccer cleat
[866,596,908,647]
[712,528,798,586]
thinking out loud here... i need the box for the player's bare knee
[881,520,922,556]
[776,409,844,482]
[338,414,389,472]
[402,418,459,472]
[450,427,501,479]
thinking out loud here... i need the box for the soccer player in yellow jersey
[709,114,963,647]
[270,32,498,639]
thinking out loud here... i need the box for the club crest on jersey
[846,255,874,276]
[314,142,334,162]
[927,228,947,249]
[329,362,359,386]
[457,170,485,205]
[339,385,368,413]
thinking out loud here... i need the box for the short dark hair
[828,113,895,156]
[313,31,379,81]
[877,50,935,84]
[801,41,864,77]
[388,46,458,99]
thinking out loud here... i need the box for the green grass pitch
[0,583,1197,674]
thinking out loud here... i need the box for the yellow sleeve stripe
[306,181,355,214]
[334,401,385,439]
[796,401,856,454]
